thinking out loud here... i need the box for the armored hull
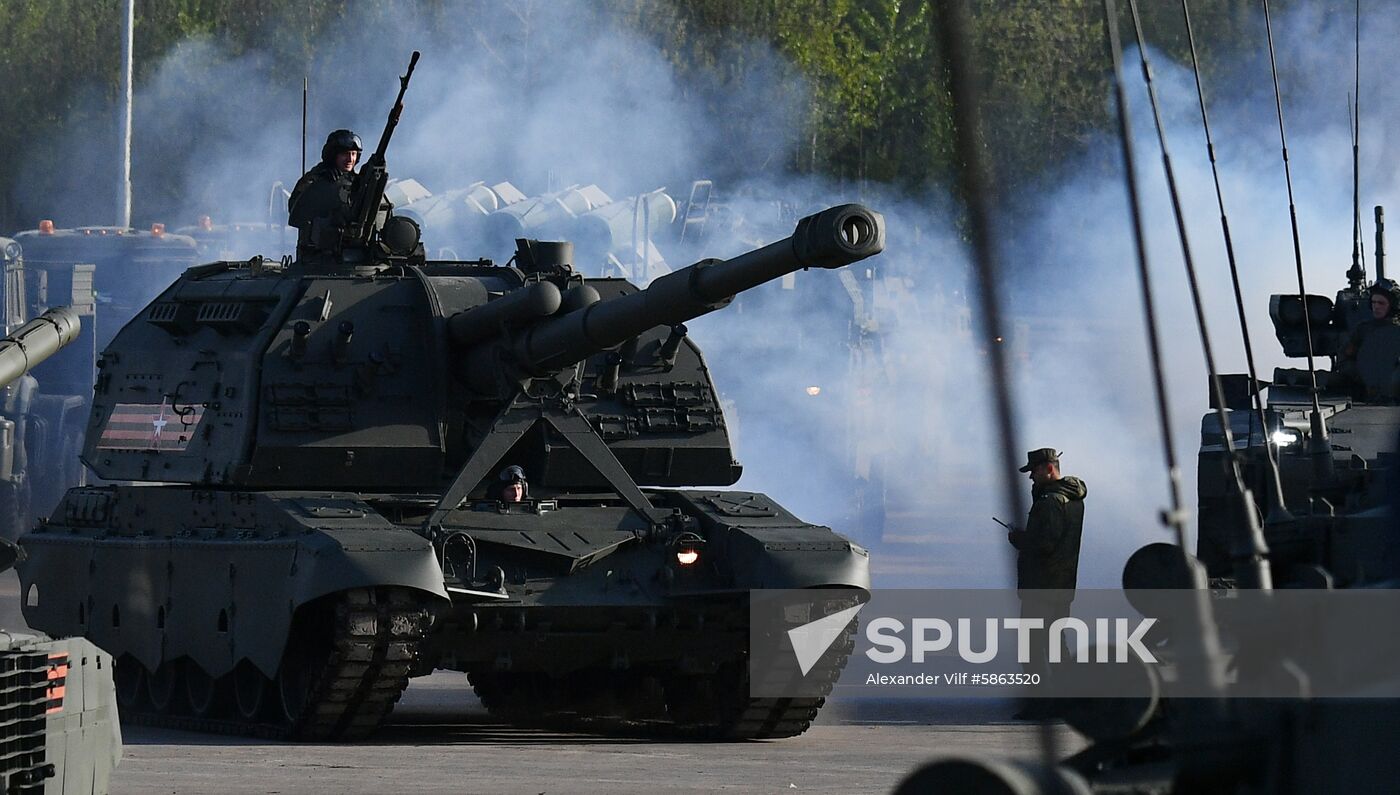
[27,485,863,739]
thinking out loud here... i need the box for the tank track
[667,619,855,740]
[468,620,856,740]
[118,587,429,741]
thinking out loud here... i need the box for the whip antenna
[1103,0,1229,703]
[1262,0,1332,476]
[1349,0,1365,289]
[1103,0,1188,552]
[1180,0,1288,521]
[933,0,1059,762]
[932,0,1027,584]
[1128,0,1272,587]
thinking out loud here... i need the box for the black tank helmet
[320,129,362,164]
[1369,278,1400,317]
[497,465,528,500]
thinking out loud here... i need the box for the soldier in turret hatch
[1007,447,1087,720]
[1334,279,1400,397]
[287,129,361,259]
[496,465,528,504]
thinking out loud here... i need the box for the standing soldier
[288,129,362,260]
[1006,447,1087,719]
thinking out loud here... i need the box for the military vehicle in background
[1193,208,1399,588]
[0,234,94,540]
[0,305,122,794]
[387,176,689,283]
[0,224,199,540]
[15,63,884,741]
[175,216,295,263]
[12,224,199,358]
[893,9,1400,784]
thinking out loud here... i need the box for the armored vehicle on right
[1196,222,1400,588]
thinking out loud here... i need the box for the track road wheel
[184,662,229,718]
[277,632,330,726]
[233,660,269,722]
[147,661,180,714]
[114,655,145,712]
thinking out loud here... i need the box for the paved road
[0,571,1084,794]
[115,683,1084,795]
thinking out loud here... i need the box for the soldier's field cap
[1018,448,1060,472]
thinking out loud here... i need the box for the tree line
[0,0,1297,231]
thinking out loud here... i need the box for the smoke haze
[12,1,1394,589]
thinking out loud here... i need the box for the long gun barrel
[0,307,81,390]
[462,204,883,385]
[343,51,420,248]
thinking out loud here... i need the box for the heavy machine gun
[342,51,419,254]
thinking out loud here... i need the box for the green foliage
[0,0,1264,229]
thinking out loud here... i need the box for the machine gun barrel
[344,51,420,248]
[514,203,884,373]
[0,307,81,390]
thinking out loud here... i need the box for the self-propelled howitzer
[18,203,884,741]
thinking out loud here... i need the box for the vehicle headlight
[1271,429,1301,447]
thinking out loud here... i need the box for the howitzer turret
[19,183,883,742]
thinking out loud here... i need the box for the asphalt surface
[0,571,1085,794]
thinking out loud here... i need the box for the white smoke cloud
[12,0,1389,591]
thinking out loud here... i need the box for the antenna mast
[1262,0,1332,478]
[933,0,1059,761]
[1349,0,1365,289]
[1127,0,1271,588]
[1103,0,1229,702]
[1179,0,1288,520]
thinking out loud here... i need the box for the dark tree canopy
[0,0,1294,230]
